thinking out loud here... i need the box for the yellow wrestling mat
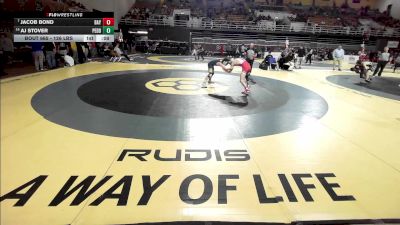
[1,60,400,225]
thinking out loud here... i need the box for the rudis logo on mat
[145,78,228,95]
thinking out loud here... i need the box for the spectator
[268,55,279,70]
[240,44,246,57]
[263,51,273,63]
[296,46,306,68]
[89,42,97,58]
[119,41,132,61]
[122,39,131,55]
[0,48,6,76]
[332,45,345,71]
[110,43,122,62]
[235,45,240,58]
[198,45,205,61]
[57,42,68,56]
[393,55,400,73]
[111,42,131,62]
[63,54,75,67]
[0,33,14,65]
[226,44,233,57]
[76,43,86,64]
[55,42,69,67]
[192,44,198,60]
[306,48,313,64]
[144,41,149,54]
[102,44,112,58]
[44,42,56,69]
[31,42,45,71]
[81,43,89,62]
[279,50,295,71]
[70,42,78,63]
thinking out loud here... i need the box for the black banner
[14,26,104,35]
[14,18,104,26]
[1,12,113,19]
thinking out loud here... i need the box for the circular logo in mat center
[145,78,228,95]
[31,70,328,141]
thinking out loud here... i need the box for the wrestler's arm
[217,62,233,73]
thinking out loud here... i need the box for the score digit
[102,18,114,26]
[103,26,114,34]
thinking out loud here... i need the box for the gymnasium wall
[148,27,190,42]
[375,0,400,19]
[76,0,136,27]
[135,0,161,7]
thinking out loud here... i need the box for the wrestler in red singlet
[230,58,252,94]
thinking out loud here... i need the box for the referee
[245,43,257,84]
[372,46,391,77]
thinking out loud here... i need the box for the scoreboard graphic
[13,12,115,42]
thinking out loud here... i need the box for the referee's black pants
[373,60,388,76]
[246,58,254,73]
